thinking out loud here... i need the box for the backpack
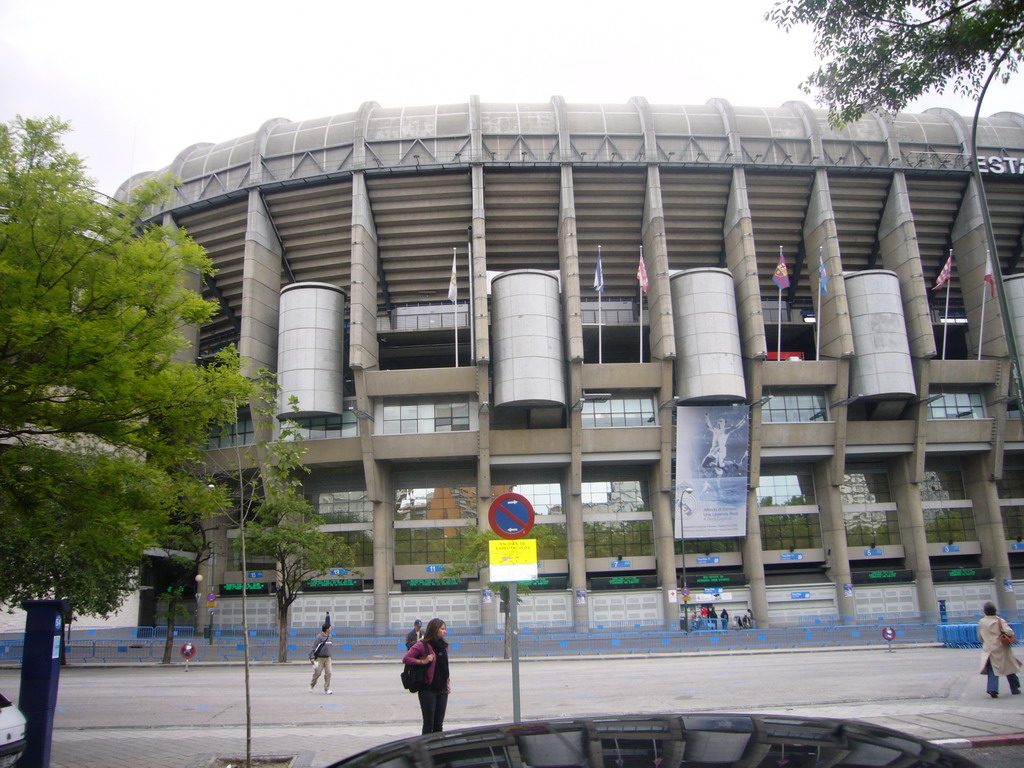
[400,640,428,693]
[309,639,325,661]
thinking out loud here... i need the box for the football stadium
[118,97,1024,632]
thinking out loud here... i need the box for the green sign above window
[218,582,272,595]
[303,578,364,593]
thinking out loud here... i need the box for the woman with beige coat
[977,601,1020,698]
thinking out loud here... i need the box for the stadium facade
[121,97,1024,631]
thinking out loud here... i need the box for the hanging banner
[675,405,749,538]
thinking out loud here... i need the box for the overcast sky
[2,0,1021,197]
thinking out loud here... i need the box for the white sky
[2,0,1021,197]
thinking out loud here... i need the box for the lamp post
[194,573,204,639]
[676,485,694,631]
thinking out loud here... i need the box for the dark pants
[984,659,1021,694]
[417,688,449,734]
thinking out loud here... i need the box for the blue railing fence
[0,618,977,664]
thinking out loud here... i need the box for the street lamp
[194,573,204,639]
[676,485,694,631]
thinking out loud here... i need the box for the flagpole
[816,247,823,362]
[467,228,475,364]
[597,245,603,365]
[978,250,989,362]
[777,246,783,361]
[638,245,644,363]
[452,247,459,368]
[941,248,951,361]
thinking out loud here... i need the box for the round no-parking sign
[882,626,896,642]
[488,492,535,539]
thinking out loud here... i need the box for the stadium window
[581,395,657,427]
[926,391,984,420]
[581,478,652,558]
[756,470,816,507]
[382,398,471,434]
[762,390,828,422]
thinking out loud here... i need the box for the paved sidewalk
[2,646,1020,768]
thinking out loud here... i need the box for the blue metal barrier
[0,619,1005,664]
[936,621,1024,648]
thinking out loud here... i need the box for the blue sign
[425,565,444,573]
[703,587,723,594]
[863,548,883,557]
[697,556,720,564]
[329,568,349,576]
[790,591,811,599]
[247,571,263,579]
[1012,542,1024,551]
[942,544,961,553]
[611,560,632,568]
[781,552,804,561]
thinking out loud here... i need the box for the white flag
[447,249,457,303]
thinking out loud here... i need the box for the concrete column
[952,177,1009,359]
[803,169,854,360]
[814,461,856,617]
[642,165,676,362]
[724,168,767,361]
[963,454,1015,612]
[559,165,584,363]
[239,189,284,376]
[350,173,380,371]
[649,463,679,629]
[165,212,201,362]
[563,465,588,628]
[472,163,497,627]
[742,488,770,628]
[879,173,935,359]
[890,454,938,619]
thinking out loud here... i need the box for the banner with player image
[674,405,749,539]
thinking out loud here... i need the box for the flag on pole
[819,258,828,296]
[594,249,604,292]
[933,253,953,291]
[636,250,648,294]
[772,249,790,290]
[984,252,996,297]
[447,248,458,302]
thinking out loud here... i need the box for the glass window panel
[757,471,816,506]
[758,513,822,549]
[1001,506,1024,540]
[921,469,966,501]
[923,507,977,542]
[844,509,901,546]
[997,470,1024,499]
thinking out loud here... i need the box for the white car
[0,692,25,768]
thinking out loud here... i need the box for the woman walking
[402,617,451,733]
[977,601,1020,698]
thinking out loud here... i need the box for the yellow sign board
[489,539,538,581]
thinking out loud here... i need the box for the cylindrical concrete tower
[276,282,347,418]
[492,269,566,407]
[671,268,745,402]
[845,270,916,399]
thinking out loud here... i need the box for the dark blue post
[938,599,948,624]
[19,599,70,768]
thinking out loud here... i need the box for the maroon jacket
[403,640,439,686]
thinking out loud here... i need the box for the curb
[933,733,1024,749]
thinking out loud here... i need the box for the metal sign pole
[510,581,521,723]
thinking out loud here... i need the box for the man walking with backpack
[309,622,334,694]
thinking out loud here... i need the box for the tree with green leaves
[0,116,252,618]
[443,524,562,658]
[767,1,1024,124]
[211,373,354,664]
